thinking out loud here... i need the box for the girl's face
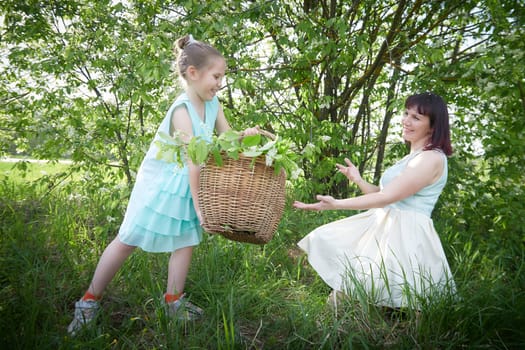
[190,56,226,101]
[402,106,433,146]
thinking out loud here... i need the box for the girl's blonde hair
[175,35,223,79]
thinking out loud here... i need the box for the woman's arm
[294,151,444,211]
[336,158,379,194]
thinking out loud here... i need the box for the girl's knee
[112,237,136,253]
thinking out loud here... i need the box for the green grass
[1,162,524,349]
[0,159,72,182]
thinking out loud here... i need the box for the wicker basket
[198,132,286,244]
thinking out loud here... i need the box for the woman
[294,92,454,309]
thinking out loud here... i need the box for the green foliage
[1,0,178,186]
[155,130,303,179]
[1,1,524,219]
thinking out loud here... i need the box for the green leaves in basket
[242,149,263,157]
[154,129,303,179]
[217,130,241,158]
[211,148,223,166]
[187,137,210,165]
[154,131,186,165]
[241,134,264,157]
[241,134,261,147]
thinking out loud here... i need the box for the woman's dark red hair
[405,92,453,156]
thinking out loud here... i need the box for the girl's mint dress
[118,93,218,252]
[298,150,455,308]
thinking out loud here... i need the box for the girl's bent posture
[68,34,258,335]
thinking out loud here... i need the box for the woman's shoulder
[416,149,445,159]
[404,150,446,184]
[410,149,445,168]
[413,150,446,179]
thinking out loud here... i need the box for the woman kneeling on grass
[294,92,455,310]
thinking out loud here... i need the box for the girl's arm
[214,105,231,135]
[171,106,203,223]
[187,163,202,224]
[214,104,259,135]
[294,151,444,211]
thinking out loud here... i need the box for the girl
[68,34,258,334]
[294,92,454,310]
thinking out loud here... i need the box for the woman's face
[402,106,433,145]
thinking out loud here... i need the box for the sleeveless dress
[298,150,454,308]
[118,93,218,252]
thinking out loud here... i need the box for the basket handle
[258,129,276,140]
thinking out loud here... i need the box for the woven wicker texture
[198,152,286,244]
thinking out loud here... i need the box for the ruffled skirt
[118,159,202,252]
[298,208,454,308]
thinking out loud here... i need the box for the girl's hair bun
[174,35,223,80]
[177,35,192,50]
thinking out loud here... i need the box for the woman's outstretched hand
[336,158,363,184]
[293,195,338,211]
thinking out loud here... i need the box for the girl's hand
[336,158,363,184]
[241,126,260,136]
[196,209,204,225]
[293,195,338,211]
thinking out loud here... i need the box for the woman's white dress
[298,150,454,308]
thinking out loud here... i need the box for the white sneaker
[67,299,100,335]
[164,294,203,321]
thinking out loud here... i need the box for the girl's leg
[86,237,136,297]
[167,246,193,295]
[68,238,136,334]
[165,246,203,320]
